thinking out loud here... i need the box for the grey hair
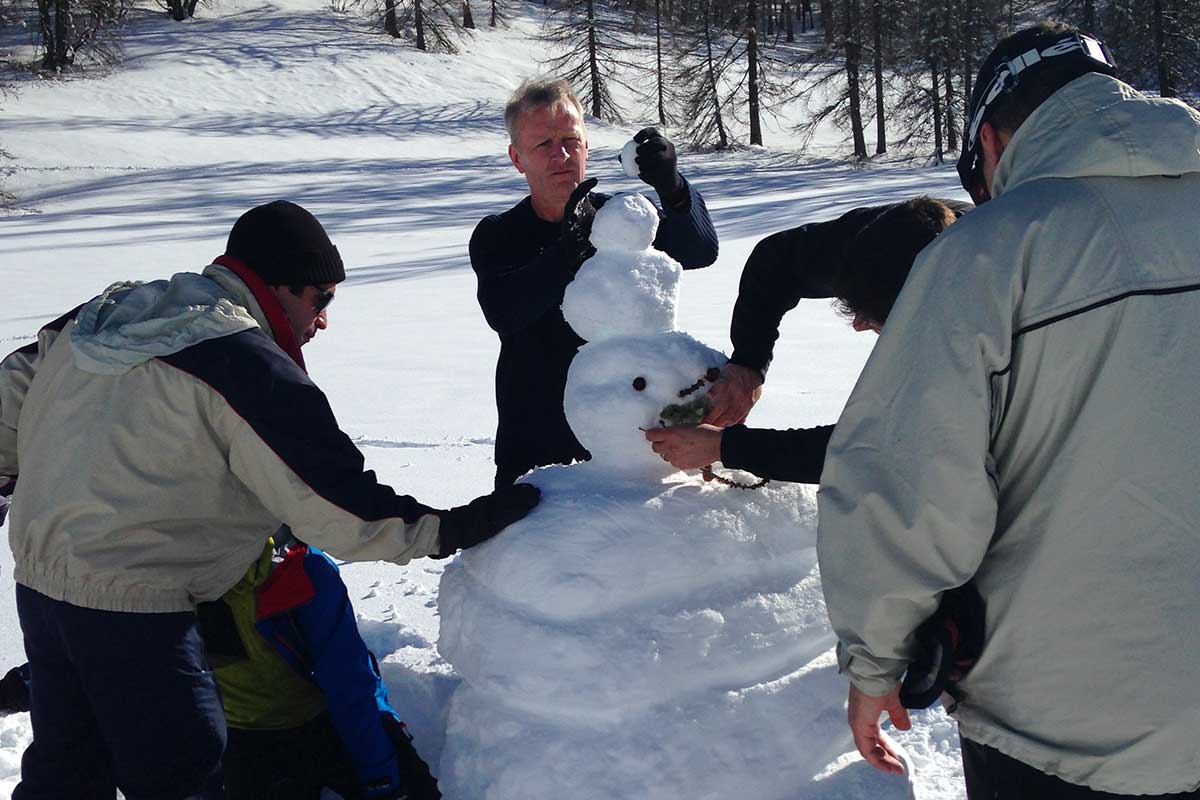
[504,79,585,145]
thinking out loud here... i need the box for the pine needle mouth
[658,395,711,427]
[658,367,721,427]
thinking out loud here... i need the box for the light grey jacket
[2,264,443,613]
[818,74,1200,794]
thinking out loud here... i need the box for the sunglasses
[312,287,335,313]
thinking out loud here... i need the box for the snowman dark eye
[632,377,647,391]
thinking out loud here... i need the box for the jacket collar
[205,257,306,373]
[993,74,1200,198]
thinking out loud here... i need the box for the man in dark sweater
[646,196,971,481]
[471,78,719,487]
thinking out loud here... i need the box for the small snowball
[591,193,658,254]
[620,139,641,178]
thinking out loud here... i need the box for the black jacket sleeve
[652,177,719,270]
[470,215,581,337]
[727,206,890,374]
[720,423,834,484]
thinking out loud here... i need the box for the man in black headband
[818,21,1200,799]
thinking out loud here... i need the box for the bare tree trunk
[872,0,884,153]
[415,0,427,50]
[783,0,793,40]
[942,4,956,152]
[843,0,867,158]
[1153,0,1176,97]
[820,0,833,42]
[961,6,973,101]
[1081,0,1094,32]
[944,63,957,152]
[37,0,56,68]
[931,55,943,163]
[186,0,199,17]
[490,0,497,25]
[655,0,666,124]
[168,0,185,21]
[385,0,399,36]
[587,0,601,117]
[463,0,474,27]
[53,0,69,66]
[703,0,729,148]
[748,0,762,145]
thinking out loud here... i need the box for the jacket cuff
[728,352,771,377]
[719,425,752,470]
[836,641,908,697]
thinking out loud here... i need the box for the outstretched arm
[729,206,885,376]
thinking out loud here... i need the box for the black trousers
[14,585,226,800]
[223,713,361,800]
[962,739,1200,800]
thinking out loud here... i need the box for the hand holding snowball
[622,128,685,207]
[704,363,764,427]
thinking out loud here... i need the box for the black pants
[962,739,1200,800]
[14,584,226,800]
[223,712,362,800]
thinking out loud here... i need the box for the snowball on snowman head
[561,192,725,481]
[561,193,682,342]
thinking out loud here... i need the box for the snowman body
[437,194,916,799]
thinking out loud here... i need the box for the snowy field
[0,1,972,796]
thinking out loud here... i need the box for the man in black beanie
[0,200,538,800]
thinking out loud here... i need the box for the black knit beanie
[225,200,346,286]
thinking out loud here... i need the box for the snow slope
[0,1,971,796]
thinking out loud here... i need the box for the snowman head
[561,193,681,342]
[565,331,725,480]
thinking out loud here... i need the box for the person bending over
[646,196,967,479]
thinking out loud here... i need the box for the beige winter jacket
[1,263,442,613]
[818,74,1200,793]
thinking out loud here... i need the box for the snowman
[436,191,918,799]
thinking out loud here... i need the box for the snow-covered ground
[0,1,971,796]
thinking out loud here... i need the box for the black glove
[560,178,601,267]
[0,663,30,714]
[899,582,986,711]
[433,483,540,558]
[381,715,442,800]
[633,127,686,206]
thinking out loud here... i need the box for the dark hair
[833,198,958,327]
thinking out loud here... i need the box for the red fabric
[212,255,306,373]
[256,545,316,620]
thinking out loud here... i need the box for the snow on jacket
[818,74,1200,794]
[1,261,443,614]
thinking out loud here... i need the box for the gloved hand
[560,178,603,267]
[381,715,442,800]
[433,483,540,558]
[632,127,686,206]
[0,478,15,528]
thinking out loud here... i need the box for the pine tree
[35,0,126,70]
[541,0,633,120]
[673,0,731,146]
[381,0,460,51]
